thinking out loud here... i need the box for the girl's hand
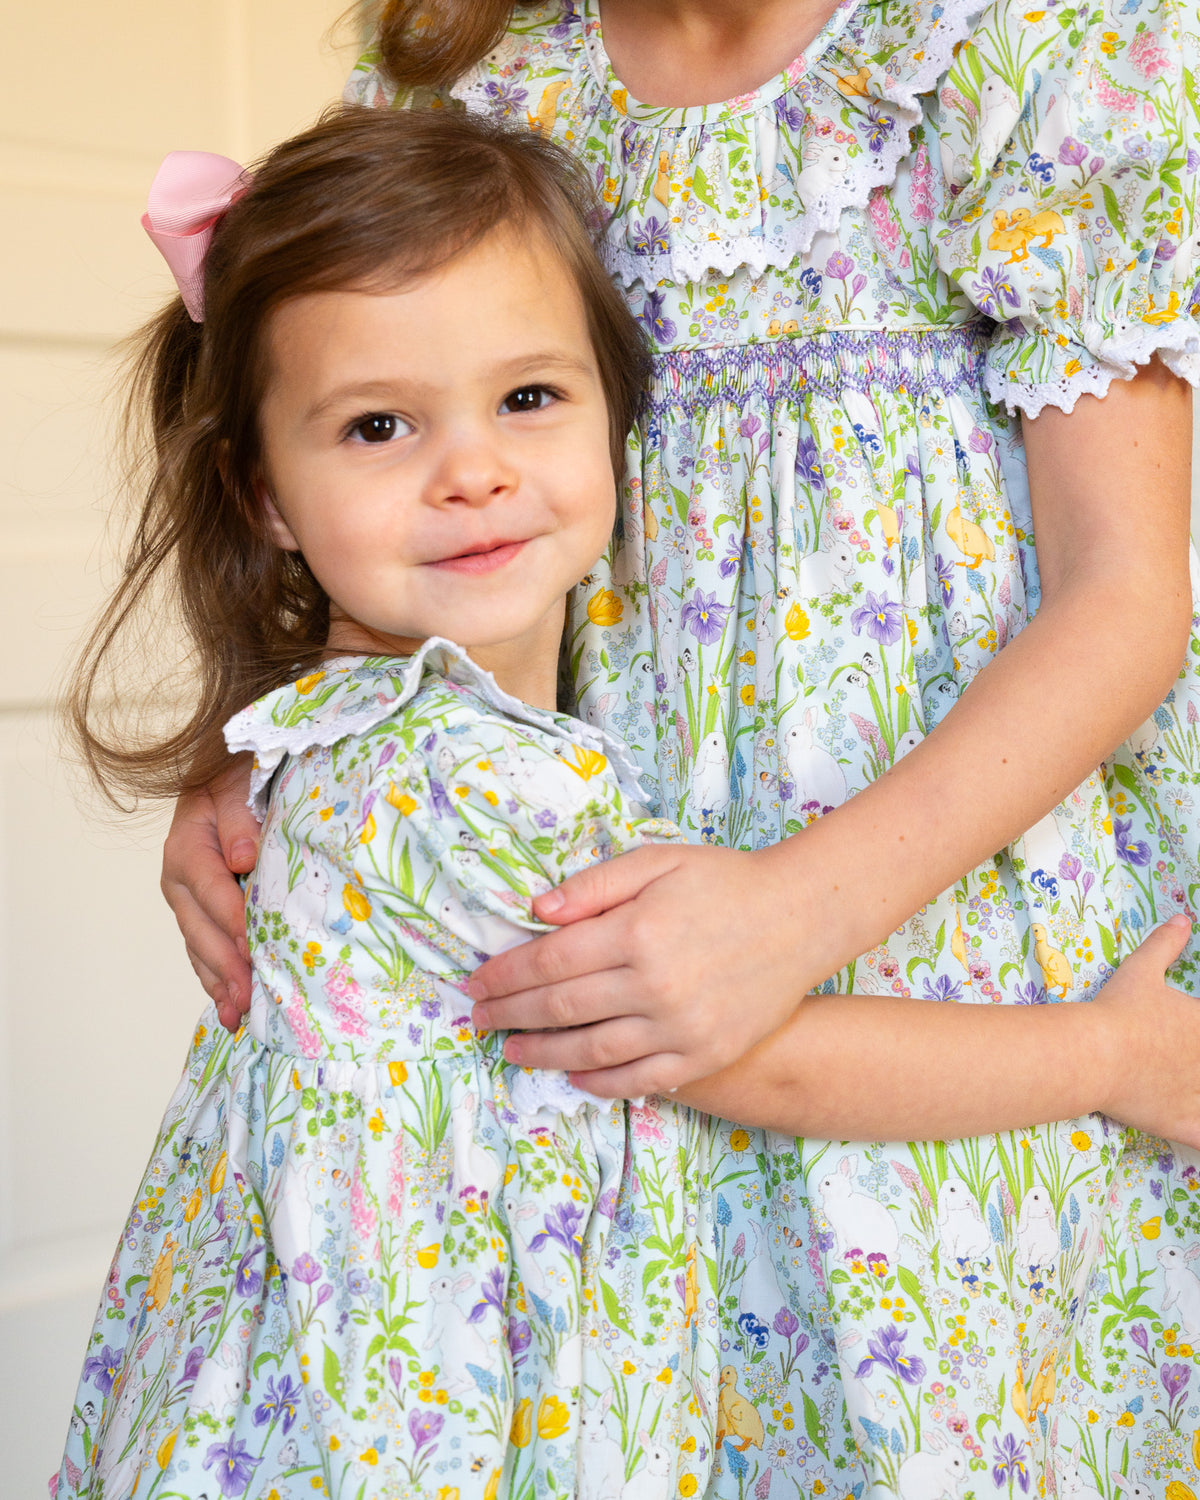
[1095,914,1200,1147]
[161,754,258,1032]
[468,841,817,1097]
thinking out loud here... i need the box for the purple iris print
[203,1438,263,1497]
[1114,816,1152,867]
[854,1323,926,1384]
[532,1200,586,1260]
[992,1433,1031,1493]
[235,1244,263,1298]
[681,588,732,645]
[82,1345,122,1396]
[639,288,678,344]
[972,264,1020,317]
[253,1373,301,1432]
[850,590,904,647]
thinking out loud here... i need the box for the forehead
[263,224,595,390]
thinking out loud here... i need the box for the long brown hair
[374,2,536,91]
[70,104,649,808]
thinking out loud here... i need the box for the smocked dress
[54,642,719,1500]
[346,3,1200,1496]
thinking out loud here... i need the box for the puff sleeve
[934,0,1200,416]
[361,701,679,973]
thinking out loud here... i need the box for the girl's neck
[597,0,844,108]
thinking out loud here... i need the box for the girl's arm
[468,360,1195,1106]
[674,916,1198,1143]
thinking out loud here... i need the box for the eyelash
[343,385,563,444]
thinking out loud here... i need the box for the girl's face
[256,225,616,707]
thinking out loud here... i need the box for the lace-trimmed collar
[449,0,986,284]
[224,636,652,819]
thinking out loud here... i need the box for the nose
[426,422,518,508]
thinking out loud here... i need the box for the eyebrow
[303,351,598,423]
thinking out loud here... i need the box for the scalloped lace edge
[983,318,1200,418]
[224,637,652,820]
[455,0,985,286]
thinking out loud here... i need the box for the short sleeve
[934,0,1200,416]
[361,707,678,970]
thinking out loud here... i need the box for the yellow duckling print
[988,210,1031,265]
[1166,1483,1197,1500]
[946,504,995,568]
[873,502,901,549]
[653,150,672,207]
[1032,922,1072,998]
[716,1365,765,1452]
[145,1233,179,1313]
[836,65,872,97]
[527,80,569,135]
[1143,288,1182,325]
[1010,1359,1031,1428]
[1027,1351,1057,1418]
[950,909,969,971]
[1009,205,1065,249]
[683,1242,699,1327]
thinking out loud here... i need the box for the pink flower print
[1096,76,1136,111]
[350,1164,377,1240]
[324,960,369,1039]
[1129,31,1172,79]
[631,1102,669,1144]
[284,985,323,1059]
[867,187,901,250]
[387,1131,407,1223]
[908,142,935,224]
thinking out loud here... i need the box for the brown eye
[502,386,554,414]
[351,413,404,443]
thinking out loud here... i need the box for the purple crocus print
[291,1252,322,1286]
[1130,1323,1151,1356]
[825,250,854,280]
[681,588,732,645]
[409,1407,445,1453]
[82,1345,122,1396]
[203,1437,262,1497]
[854,1323,926,1384]
[1058,136,1088,166]
[508,1316,532,1365]
[773,1306,800,1338]
[183,1344,205,1383]
[253,1373,301,1432]
[1114,816,1152,867]
[850,590,904,647]
[639,288,678,345]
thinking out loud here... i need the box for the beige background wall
[0,5,358,1492]
[3,5,1200,1495]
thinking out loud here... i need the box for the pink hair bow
[142,151,249,321]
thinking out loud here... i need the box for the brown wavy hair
[69,104,649,808]
[372,2,536,90]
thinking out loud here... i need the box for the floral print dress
[346,2,1200,1496]
[54,642,719,1500]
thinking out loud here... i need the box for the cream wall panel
[0,4,358,1492]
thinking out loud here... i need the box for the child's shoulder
[223,638,650,820]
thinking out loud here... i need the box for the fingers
[162,787,254,1016]
[474,968,630,1035]
[502,1013,661,1074]
[1134,911,1193,971]
[567,1055,691,1101]
[210,752,260,872]
[531,843,676,924]
[469,906,634,1006]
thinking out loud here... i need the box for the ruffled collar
[224,636,652,819]
[449,0,985,284]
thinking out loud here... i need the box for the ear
[254,479,300,551]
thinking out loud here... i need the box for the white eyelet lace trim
[983,317,1200,418]
[224,637,652,821]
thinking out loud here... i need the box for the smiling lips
[427,538,529,574]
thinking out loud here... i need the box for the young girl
[55,106,726,1500]
[160,1,1200,1494]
